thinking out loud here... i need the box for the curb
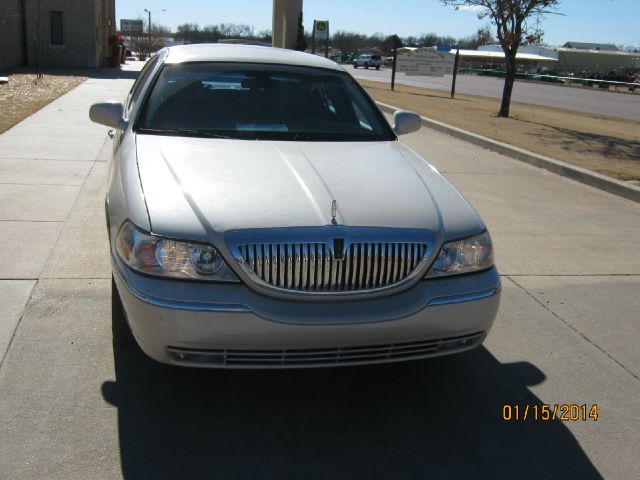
[377,102,640,204]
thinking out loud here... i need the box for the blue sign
[436,44,452,52]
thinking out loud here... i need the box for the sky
[115,0,640,48]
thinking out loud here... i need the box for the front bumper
[113,258,501,368]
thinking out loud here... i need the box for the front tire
[353,63,358,69]
[375,65,380,70]
[365,63,369,69]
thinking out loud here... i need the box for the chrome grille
[237,242,428,292]
[167,332,483,367]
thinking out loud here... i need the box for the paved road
[1,64,639,479]
[351,67,640,121]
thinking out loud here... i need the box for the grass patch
[361,79,640,181]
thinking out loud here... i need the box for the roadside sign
[397,48,455,77]
[313,20,329,41]
[436,44,452,52]
[312,20,330,57]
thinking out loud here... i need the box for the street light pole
[143,8,165,58]
[147,9,151,57]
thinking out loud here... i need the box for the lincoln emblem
[331,199,338,225]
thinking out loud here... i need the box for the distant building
[555,47,639,74]
[458,48,558,71]
[0,0,116,70]
[563,41,619,52]
[479,44,639,74]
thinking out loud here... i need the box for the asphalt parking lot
[351,67,640,121]
[0,66,639,479]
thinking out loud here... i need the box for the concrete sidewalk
[0,65,639,479]
[0,69,133,361]
[0,67,136,479]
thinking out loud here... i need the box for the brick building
[0,0,116,70]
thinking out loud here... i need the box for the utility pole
[143,8,165,58]
[450,48,460,98]
[147,10,151,57]
[391,45,398,91]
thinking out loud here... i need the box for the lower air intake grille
[167,332,483,368]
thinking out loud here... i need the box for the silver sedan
[90,44,500,368]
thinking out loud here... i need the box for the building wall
[26,0,98,67]
[557,50,640,74]
[0,0,24,70]
[97,0,116,66]
[1,0,115,69]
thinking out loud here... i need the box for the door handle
[108,129,115,139]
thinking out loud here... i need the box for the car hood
[135,135,483,243]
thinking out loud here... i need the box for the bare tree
[174,22,271,44]
[294,11,306,51]
[129,19,170,58]
[457,27,494,49]
[442,0,560,117]
[330,31,368,54]
[475,26,493,46]
[26,0,44,78]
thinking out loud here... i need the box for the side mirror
[89,101,124,129]
[392,110,422,136]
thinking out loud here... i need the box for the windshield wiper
[291,134,314,141]
[290,133,349,141]
[137,127,232,139]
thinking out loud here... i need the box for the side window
[126,56,160,114]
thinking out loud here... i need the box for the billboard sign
[120,19,144,35]
[397,48,455,77]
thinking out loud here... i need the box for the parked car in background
[353,54,381,70]
[89,44,500,369]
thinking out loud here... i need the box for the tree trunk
[20,0,28,66]
[36,0,42,79]
[498,52,517,118]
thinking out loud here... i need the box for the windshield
[136,62,395,141]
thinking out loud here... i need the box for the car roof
[162,43,344,71]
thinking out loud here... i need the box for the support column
[272,0,302,49]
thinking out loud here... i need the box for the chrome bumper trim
[114,256,499,313]
[427,285,501,306]
[113,257,252,313]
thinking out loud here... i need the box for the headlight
[115,221,239,282]
[426,231,494,277]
